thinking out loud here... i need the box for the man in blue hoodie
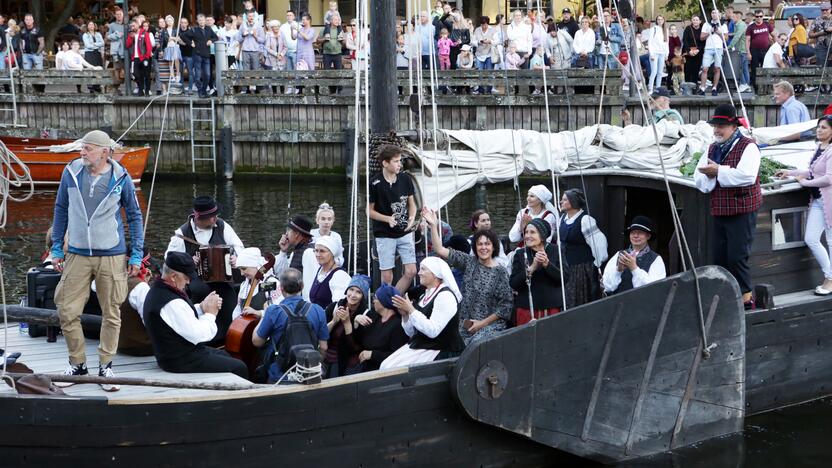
[51,130,144,391]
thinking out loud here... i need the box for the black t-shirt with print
[369,172,415,239]
[20,25,43,54]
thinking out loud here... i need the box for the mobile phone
[463,319,474,328]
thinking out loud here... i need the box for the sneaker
[696,87,706,96]
[471,89,480,95]
[806,86,818,93]
[711,87,718,96]
[98,362,120,392]
[208,87,216,96]
[532,89,541,95]
[54,361,88,387]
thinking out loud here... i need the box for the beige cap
[81,130,116,148]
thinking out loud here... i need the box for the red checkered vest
[708,136,763,217]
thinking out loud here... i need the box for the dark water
[0,178,829,467]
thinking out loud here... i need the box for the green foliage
[665,0,761,20]
[679,151,791,184]
[679,151,702,177]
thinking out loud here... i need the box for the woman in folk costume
[508,185,559,245]
[558,188,608,308]
[233,247,279,320]
[301,235,351,308]
[510,218,568,325]
[380,257,466,369]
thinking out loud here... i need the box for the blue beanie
[346,274,371,300]
[375,283,399,311]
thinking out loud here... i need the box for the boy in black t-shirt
[368,145,417,293]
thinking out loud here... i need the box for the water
[0,178,830,466]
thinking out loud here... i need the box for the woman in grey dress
[422,208,513,345]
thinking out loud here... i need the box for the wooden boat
[0,136,149,186]
[1,169,830,466]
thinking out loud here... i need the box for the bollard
[296,349,322,385]
[214,40,228,98]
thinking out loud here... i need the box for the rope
[275,360,323,384]
[424,0,442,225]
[703,0,750,126]
[361,0,372,277]
[415,0,428,258]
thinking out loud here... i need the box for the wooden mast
[370,1,397,135]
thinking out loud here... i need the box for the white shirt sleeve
[329,270,352,303]
[693,151,717,193]
[159,299,218,345]
[406,290,458,339]
[631,255,667,288]
[301,249,317,301]
[602,252,623,293]
[716,143,761,188]
[508,209,524,243]
[128,282,151,325]
[165,228,187,256]
[273,251,290,276]
[223,224,245,256]
[581,215,609,266]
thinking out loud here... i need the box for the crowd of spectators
[0,1,830,97]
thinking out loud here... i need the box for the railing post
[214,40,227,98]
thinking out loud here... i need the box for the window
[771,207,808,250]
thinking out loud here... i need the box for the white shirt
[159,298,217,345]
[401,288,458,338]
[645,25,668,56]
[509,207,559,243]
[165,219,245,257]
[701,22,727,50]
[762,42,784,68]
[507,21,533,54]
[128,281,151,325]
[219,28,240,56]
[279,23,297,52]
[572,28,596,55]
[694,138,762,193]
[232,273,280,320]
[602,250,667,293]
[310,229,343,250]
[300,248,351,303]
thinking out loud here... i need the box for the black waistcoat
[409,286,465,352]
[143,280,206,369]
[179,217,228,256]
[614,250,659,294]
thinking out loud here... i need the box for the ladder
[0,36,19,127]
[189,98,216,172]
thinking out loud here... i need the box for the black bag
[275,301,317,373]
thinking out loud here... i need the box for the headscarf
[236,247,266,269]
[420,256,462,301]
[375,283,399,312]
[528,218,551,241]
[315,235,344,267]
[346,274,370,300]
[528,184,559,214]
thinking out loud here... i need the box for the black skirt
[84,51,103,67]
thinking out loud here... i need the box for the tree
[30,0,80,53]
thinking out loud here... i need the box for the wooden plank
[582,303,623,441]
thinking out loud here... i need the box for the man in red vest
[694,104,762,309]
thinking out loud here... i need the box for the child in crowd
[669,46,685,95]
[437,28,453,70]
[324,1,339,26]
[529,46,547,95]
[312,202,344,257]
[457,44,474,69]
[504,41,525,70]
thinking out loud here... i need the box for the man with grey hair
[51,130,144,391]
[773,80,810,126]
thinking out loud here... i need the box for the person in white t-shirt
[763,33,788,69]
[697,9,728,96]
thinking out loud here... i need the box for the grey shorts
[376,233,416,270]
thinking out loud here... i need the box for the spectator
[82,21,105,70]
[163,15,182,83]
[58,40,102,70]
[472,16,496,93]
[176,18,195,96]
[182,14,218,99]
[529,46,546,94]
[763,33,787,69]
[669,46,686,95]
[348,282,408,374]
[437,28,453,70]
[746,10,774,87]
[728,10,750,93]
[20,14,45,70]
[278,10,298,70]
[572,17,595,69]
[345,17,369,70]
[55,41,71,69]
[236,11,265,71]
[218,16,238,69]
[262,20,281,72]
[682,15,704,84]
[509,218,568,325]
[645,15,668,92]
[598,10,622,70]
[449,11,471,69]
[558,8,579,37]
[504,41,525,69]
[433,3,453,40]
[698,9,728,96]
[558,188,608,308]
[773,81,810,125]
[58,16,81,42]
[507,10,532,60]
[789,13,814,64]
[107,10,126,84]
[810,4,832,67]
[431,1,444,20]
[240,0,263,27]
[126,20,153,96]
[418,11,436,69]
[602,216,666,295]
[668,24,681,63]
[321,14,344,70]
[546,23,573,71]
[530,9,548,59]
[295,12,318,71]
[323,1,339,26]
[457,43,474,70]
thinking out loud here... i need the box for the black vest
[241,277,274,311]
[143,280,205,369]
[179,217,227,256]
[289,242,312,271]
[409,286,465,352]
[559,212,595,266]
[613,250,659,294]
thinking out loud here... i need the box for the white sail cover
[413,119,817,210]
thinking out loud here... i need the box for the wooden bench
[755,67,826,96]
[20,69,120,94]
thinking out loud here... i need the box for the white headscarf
[236,247,266,269]
[315,235,344,267]
[528,184,559,214]
[420,256,462,302]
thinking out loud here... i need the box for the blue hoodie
[51,158,144,266]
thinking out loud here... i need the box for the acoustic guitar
[225,252,276,375]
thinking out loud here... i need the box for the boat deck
[0,324,250,401]
[773,289,828,308]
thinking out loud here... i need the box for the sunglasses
[755,15,763,18]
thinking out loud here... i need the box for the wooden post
[370,0,397,135]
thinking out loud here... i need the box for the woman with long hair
[777,115,832,295]
[646,15,668,92]
[449,11,471,69]
[82,21,105,92]
[163,15,182,82]
[788,13,813,64]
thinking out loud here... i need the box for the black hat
[165,251,197,279]
[651,87,670,99]
[287,214,313,236]
[444,234,471,254]
[708,104,739,125]
[625,215,654,235]
[192,196,218,219]
[562,7,572,13]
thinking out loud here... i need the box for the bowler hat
[192,196,218,219]
[625,215,654,235]
[708,104,739,125]
[287,214,313,236]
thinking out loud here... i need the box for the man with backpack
[253,268,329,383]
